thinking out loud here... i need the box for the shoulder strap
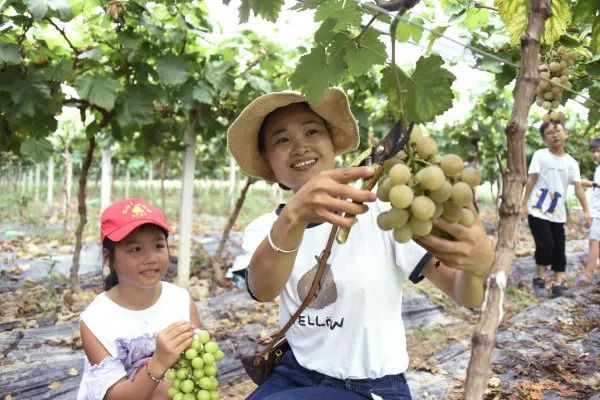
[258,225,338,359]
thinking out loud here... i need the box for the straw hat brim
[227,87,360,183]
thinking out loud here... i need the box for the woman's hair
[102,226,169,291]
[257,102,330,191]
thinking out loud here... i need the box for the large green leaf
[0,44,20,64]
[289,46,346,103]
[0,68,52,117]
[75,74,122,111]
[382,55,455,123]
[343,28,386,76]
[314,0,362,31]
[572,0,598,26]
[237,0,284,23]
[156,56,189,86]
[20,137,54,162]
[204,60,234,93]
[494,0,528,45]
[24,0,71,20]
[115,86,155,127]
[592,16,600,55]
[543,0,570,45]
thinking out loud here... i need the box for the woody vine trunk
[70,136,96,292]
[212,175,254,284]
[463,0,551,398]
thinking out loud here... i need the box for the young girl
[227,88,493,399]
[76,198,201,400]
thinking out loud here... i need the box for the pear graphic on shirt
[297,261,337,309]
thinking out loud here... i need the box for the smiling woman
[75,198,202,400]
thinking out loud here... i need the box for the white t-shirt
[243,200,427,379]
[80,281,191,357]
[590,164,600,219]
[527,148,581,223]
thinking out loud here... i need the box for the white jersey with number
[243,199,427,380]
[527,148,581,223]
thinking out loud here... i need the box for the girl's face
[262,103,335,192]
[113,224,169,289]
[591,147,600,163]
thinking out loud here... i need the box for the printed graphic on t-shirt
[532,188,562,215]
[297,261,337,309]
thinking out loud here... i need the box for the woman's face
[262,103,335,192]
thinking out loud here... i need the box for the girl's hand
[285,166,377,229]
[151,321,195,374]
[414,204,493,278]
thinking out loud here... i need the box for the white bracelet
[268,226,300,253]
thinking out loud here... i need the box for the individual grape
[383,155,403,172]
[166,329,224,400]
[416,165,445,191]
[459,208,475,227]
[439,154,463,176]
[409,217,432,236]
[442,202,462,223]
[377,211,396,231]
[393,226,412,243]
[451,182,473,207]
[433,202,444,219]
[415,136,438,158]
[429,180,452,203]
[411,196,435,221]
[388,208,409,228]
[389,163,411,185]
[409,125,423,144]
[542,101,552,110]
[461,167,482,187]
[549,62,561,73]
[376,177,393,202]
[542,114,551,123]
[389,185,414,209]
[550,111,560,121]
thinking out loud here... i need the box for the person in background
[521,121,590,298]
[580,138,600,281]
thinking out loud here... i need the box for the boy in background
[581,138,600,281]
[521,121,590,297]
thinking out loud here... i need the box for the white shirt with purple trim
[243,199,427,380]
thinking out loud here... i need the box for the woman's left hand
[414,204,494,278]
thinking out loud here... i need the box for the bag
[240,333,291,385]
[240,226,338,385]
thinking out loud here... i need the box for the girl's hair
[590,138,600,150]
[257,102,331,191]
[102,226,169,291]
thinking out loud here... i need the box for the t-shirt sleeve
[528,150,541,175]
[242,213,275,255]
[569,158,581,183]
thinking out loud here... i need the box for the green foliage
[20,137,54,162]
[382,55,455,123]
[75,74,122,111]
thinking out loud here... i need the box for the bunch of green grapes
[376,126,481,243]
[535,46,577,118]
[166,329,224,400]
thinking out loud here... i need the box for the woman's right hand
[285,166,377,229]
[150,321,195,374]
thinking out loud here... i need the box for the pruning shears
[336,119,415,244]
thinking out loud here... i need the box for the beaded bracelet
[144,362,164,384]
[268,225,300,253]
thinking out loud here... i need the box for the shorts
[590,218,600,241]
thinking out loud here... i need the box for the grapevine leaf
[315,18,337,44]
[494,0,527,45]
[0,44,20,64]
[290,46,345,103]
[246,75,273,93]
[116,86,156,127]
[75,74,122,111]
[204,60,234,93]
[426,26,447,53]
[20,137,54,162]
[314,0,362,31]
[396,17,424,43]
[156,56,189,86]
[592,16,600,55]
[237,0,284,23]
[0,68,52,117]
[543,0,570,45]
[587,86,600,127]
[382,55,455,124]
[343,28,386,76]
[572,0,598,26]
[192,85,215,104]
[463,9,489,30]
[24,0,48,19]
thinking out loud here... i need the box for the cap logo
[122,202,152,218]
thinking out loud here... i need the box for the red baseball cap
[100,198,171,242]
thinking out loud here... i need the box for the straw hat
[227,87,360,182]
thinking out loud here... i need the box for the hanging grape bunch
[375,126,481,243]
[166,329,225,400]
[535,46,577,124]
